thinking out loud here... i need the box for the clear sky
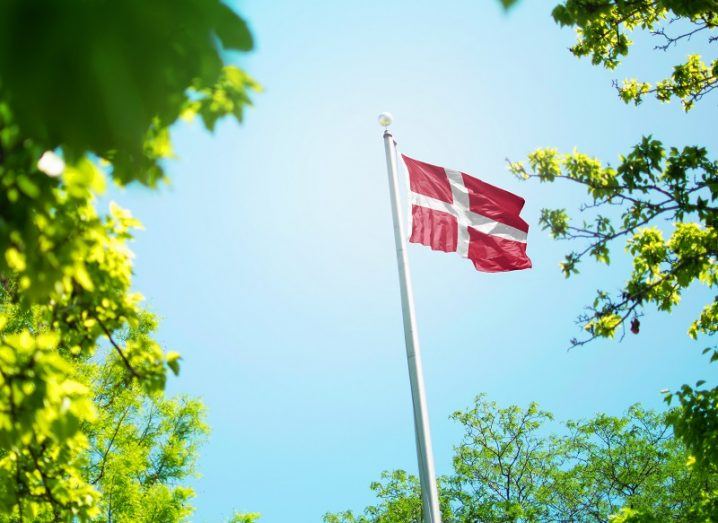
[106,1,716,521]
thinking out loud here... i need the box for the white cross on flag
[402,154,532,272]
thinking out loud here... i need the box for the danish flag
[402,154,531,272]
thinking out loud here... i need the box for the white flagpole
[380,115,442,523]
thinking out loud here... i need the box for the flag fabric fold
[401,154,532,272]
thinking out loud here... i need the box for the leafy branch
[95,315,142,380]
[509,137,717,347]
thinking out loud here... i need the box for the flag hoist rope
[382,129,442,523]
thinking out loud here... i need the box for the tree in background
[226,512,262,523]
[504,1,717,518]
[0,1,259,520]
[84,318,208,522]
[324,395,712,522]
[324,471,454,523]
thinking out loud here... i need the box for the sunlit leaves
[323,470,453,523]
[690,301,718,340]
[182,66,262,132]
[585,312,623,338]
[0,1,256,518]
[618,79,653,105]
[450,396,554,522]
[85,354,209,522]
[512,138,717,347]
[228,513,263,523]
[668,384,718,472]
[0,329,95,446]
[551,1,718,109]
[0,322,100,520]
[539,209,570,239]
[527,148,561,181]
[620,56,718,111]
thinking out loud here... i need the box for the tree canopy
[324,396,714,522]
[0,1,258,520]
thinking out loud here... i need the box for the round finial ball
[378,112,393,127]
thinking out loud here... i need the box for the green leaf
[499,0,521,9]
[16,175,40,198]
[213,3,254,51]
[166,351,182,376]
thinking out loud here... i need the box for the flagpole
[381,117,442,523]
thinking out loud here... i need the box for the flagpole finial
[378,112,393,127]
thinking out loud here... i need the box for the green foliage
[498,0,522,11]
[0,318,99,521]
[449,396,554,522]
[323,471,454,523]
[0,1,258,520]
[551,0,718,110]
[667,383,718,470]
[0,0,259,185]
[325,397,715,522]
[83,334,209,522]
[510,138,717,344]
[508,0,718,519]
[227,513,262,523]
[0,300,210,522]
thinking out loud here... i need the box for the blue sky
[107,1,715,521]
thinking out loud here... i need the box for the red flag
[402,154,532,272]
